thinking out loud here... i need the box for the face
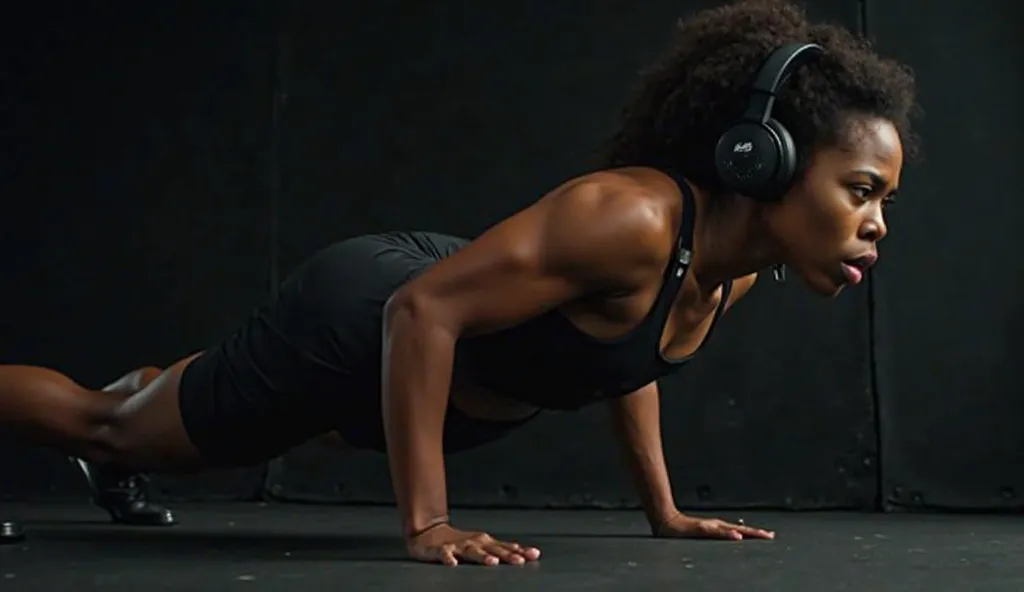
[766,116,903,297]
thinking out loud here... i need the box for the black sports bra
[458,172,732,410]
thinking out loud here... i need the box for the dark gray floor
[0,502,1021,591]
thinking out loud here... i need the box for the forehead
[813,117,904,179]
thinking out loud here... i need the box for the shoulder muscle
[392,172,675,337]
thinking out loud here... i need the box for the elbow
[383,286,424,327]
[383,287,455,337]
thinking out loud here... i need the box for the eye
[881,195,897,208]
[849,184,874,199]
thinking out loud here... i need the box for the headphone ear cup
[714,121,783,198]
[764,118,798,195]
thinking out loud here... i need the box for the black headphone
[714,43,824,202]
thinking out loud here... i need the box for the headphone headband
[751,43,824,94]
[714,42,825,202]
[743,43,824,123]
[713,42,825,283]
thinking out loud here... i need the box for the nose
[859,206,888,243]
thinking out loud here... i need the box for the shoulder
[387,167,689,333]
[404,167,687,299]
[539,168,684,271]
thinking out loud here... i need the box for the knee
[134,367,163,389]
[102,366,163,394]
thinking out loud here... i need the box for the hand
[653,511,775,541]
[406,523,542,566]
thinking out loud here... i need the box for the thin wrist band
[407,516,450,539]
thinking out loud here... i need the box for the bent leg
[0,365,120,457]
[102,366,163,396]
[0,357,207,472]
[77,364,177,526]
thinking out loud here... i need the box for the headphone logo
[732,141,754,153]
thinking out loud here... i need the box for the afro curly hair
[601,0,922,196]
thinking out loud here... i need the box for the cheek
[779,191,854,251]
[807,196,850,238]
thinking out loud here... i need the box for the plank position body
[0,0,920,565]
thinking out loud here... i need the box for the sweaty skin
[0,116,902,567]
[383,115,902,566]
[383,168,749,565]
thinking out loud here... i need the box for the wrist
[404,515,450,540]
[644,499,682,524]
[648,508,685,534]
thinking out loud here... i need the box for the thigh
[174,325,359,469]
[276,231,470,363]
[246,231,473,455]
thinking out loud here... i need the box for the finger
[721,522,775,540]
[438,545,460,566]
[458,544,499,566]
[702,523,743,540]
[486,543,526,565]
[735,525,775,539]
[502,541,542,562]
[722,528,744,540]
[417,543,459,566]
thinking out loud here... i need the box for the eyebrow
[853,169,899,195]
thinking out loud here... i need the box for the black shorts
[177,231,537,467]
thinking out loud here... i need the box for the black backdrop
[1,0,1020,513]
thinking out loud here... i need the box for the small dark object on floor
[1,502,1021,591]
[1,520,25,544]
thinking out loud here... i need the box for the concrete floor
[1,502,1022,591]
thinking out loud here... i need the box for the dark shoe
[72,458,176,526]
[0,521,26,544]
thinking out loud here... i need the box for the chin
[794,269,849,298]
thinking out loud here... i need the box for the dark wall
[0,2,274,500]
[1,0,1020,513]
[264,0,878,511]
[868,0,1024,510]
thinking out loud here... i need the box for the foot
[72,458,177,526]
[0,521,26,544]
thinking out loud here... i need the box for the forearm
[607,383,678,527]
[382,296,456,538]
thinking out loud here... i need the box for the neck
[687,188,779,295]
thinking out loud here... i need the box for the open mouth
[839,255,876,285]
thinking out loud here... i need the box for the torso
[452,169,739,422]
[450,280,727,421]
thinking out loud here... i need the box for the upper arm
[388,173,672,338]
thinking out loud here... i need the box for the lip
[845,252,879,269]
[838,252,878,286]
[841,262,864,285]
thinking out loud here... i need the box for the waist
[468,374,642,410]
[456,340,672,411]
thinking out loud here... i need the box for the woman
[0,0,919,566]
